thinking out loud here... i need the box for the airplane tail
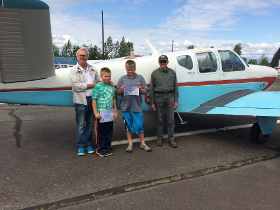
[270,47,280,68]
[145,39,159,55]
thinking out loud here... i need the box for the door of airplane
[218,50,248,90]
[194,50,220,104]
[175,54,198,111]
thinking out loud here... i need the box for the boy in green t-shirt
[92,67,118,157]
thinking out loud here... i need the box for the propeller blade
[270,47,280,68]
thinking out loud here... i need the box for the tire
[250,122,269,144]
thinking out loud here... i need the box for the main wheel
[250,122,269,144]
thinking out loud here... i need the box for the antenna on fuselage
[145,39,159,55]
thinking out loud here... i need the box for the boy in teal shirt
[92,67,118,157]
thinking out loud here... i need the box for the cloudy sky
[44,0,280,61]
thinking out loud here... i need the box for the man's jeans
[75,97,94,149]
[155,93,175,141]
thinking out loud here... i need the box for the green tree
[242,57,247,63]
[233,43,242,56]
[104,36,114,59]
[60,39,72,57]
[113,40,120,58]
[258,54,270,66]
[53,44,60,57]
[88,44,102,60]
[248,59,258,65]
[127,41,134,55]
[118,36,128,57]
[70,45,80,57]
[187,45,194,49]
[118,36,133,58]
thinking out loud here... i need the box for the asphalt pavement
[1,82,280,210]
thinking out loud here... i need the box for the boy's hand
[120,85,124,93]
[138,83,142,89]
[95,113,101,119]
[113,111,118,118]
[109,81,114,87]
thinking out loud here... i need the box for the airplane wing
[190,89,280,117]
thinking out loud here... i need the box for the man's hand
[87,82,98,89]
[138,83,142,89]
[174,102,178,110]
[151,104,156,112]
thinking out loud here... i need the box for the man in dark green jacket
[150,55,179,148]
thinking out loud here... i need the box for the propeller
[270,47,280,68]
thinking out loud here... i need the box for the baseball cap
[158,55,168,61]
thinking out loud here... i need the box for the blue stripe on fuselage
[1,81,267,109]
[4,91,74,106]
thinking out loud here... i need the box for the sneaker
[78,148,85,156]
[106,149,114,156]
[126,145,133,153]
[140,144,152,152]
[87,146,95,154]
[96,150,107,157]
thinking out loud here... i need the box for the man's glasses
[159,60,167,64]
[79,55,87,57]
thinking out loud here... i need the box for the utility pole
[102,10,104,60]
[172,40,174,52]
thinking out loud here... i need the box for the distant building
[54,57,77,65]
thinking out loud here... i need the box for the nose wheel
[250,122,269,144]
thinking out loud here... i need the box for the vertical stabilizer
[145,39,159,55]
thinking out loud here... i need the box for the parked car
[54,64,62,69]
[54,64,74,69]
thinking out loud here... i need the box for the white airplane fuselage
[0,49,278,113]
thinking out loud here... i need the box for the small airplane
[1,0,280,145]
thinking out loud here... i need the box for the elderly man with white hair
[70,48,101,156]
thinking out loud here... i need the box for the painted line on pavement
[22,153,280,210]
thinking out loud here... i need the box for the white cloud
[52,35,75,47]
[162,0,280,33]
[47,0,280,59]
[242,43,280,59]
[183,40,192,46]
[43,0,109,12]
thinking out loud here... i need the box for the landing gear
[250,122,269,144]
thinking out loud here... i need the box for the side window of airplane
[218,50,245,72]
[196,51,218,73]
[176,55,193,70]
